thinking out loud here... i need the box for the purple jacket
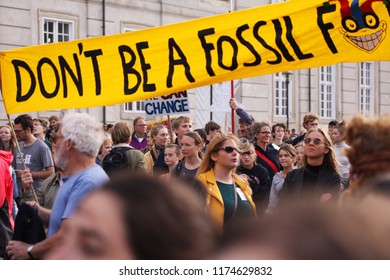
[130,133,148,151]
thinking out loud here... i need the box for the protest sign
[1,0,389,114]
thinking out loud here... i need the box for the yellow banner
[1,0,390,114]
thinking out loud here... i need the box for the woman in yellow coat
[197,133,256,232]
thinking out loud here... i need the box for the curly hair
[345,115,390,195]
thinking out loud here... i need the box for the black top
[281,164,341,202]
[236,163,271,213]
[254,144,282,179]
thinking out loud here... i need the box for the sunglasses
[217,146,240,154]
[304,137,323,145]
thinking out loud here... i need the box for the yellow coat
[197,169,256,232]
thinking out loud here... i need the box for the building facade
[1,0,390,133]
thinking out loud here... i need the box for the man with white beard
[6,112,109,259]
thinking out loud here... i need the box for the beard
[54,142,68,172]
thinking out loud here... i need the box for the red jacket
[0,150,14,229]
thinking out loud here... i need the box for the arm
[6,219,69,259]
[31,166,55,180]
[229,99,253,125]
[266,178,279,214]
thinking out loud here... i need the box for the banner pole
[230,0,236,134]
[167,114,174,144]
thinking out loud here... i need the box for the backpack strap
[173,159,185,177]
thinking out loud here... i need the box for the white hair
[61,112,104,157]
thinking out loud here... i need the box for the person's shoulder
[34,138,50,149]
[253,162,268,173]
[78,165,109,182]
[127,148,144,157]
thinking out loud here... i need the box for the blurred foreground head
[345,115,390,197]
[48,173,216,260]
[217,195,390,260]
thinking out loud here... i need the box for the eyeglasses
[217,146,240,154]
[304,137,323,145]
[241,151,253,156]
[258,131,271,135]
[14,129,24,135]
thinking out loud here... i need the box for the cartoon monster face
[331,0,388,53]
[339,11,387,52]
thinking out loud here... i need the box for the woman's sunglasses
[304,137,323,145]
[217,146,241,154]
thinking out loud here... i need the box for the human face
[208,128,221,140]
[50,119,58,129]
[0,126,11,143]
[180,135,200,158]
[237,128,247,139]
[256,125,272,145]
[278,149,295,169]
[164,147,180,167]
[274,126,285,142]
[304,131,328,162]
[175,121,192,140]
[47,191,134,260]
[295,146,304,168]
[53,127,68,171]
[212,139,240,170]
[33,121,45,137]
[331,128,343,144]
[154,128,169,147]
[134,119,147,135]
[13,123,26,142]
[305,120,319,130]
[101,142,112,158]
[240,150,255,169]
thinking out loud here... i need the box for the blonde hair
[197,133,240,174]
[0,124,17,152]
[304,128,339,173]
[239,138,257,162]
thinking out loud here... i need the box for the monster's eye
[364,13,379,29]
[342,17,359,32]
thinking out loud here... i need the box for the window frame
[41,17,74,44]
[359,62,374,118]
[319,65,336,119]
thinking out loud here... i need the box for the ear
[210,152,218,162]
[324,146,330,154]
[64,139,73,151]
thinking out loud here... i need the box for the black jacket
[281,164,341,201]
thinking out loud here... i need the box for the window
[124,101,145,113]
[319,66,336,119]
[274,72,291,118]
[42,18,74,44]
[359,62,374,118]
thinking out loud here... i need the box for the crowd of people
[1,100,390,260]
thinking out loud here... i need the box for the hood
[0,150,14,166]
